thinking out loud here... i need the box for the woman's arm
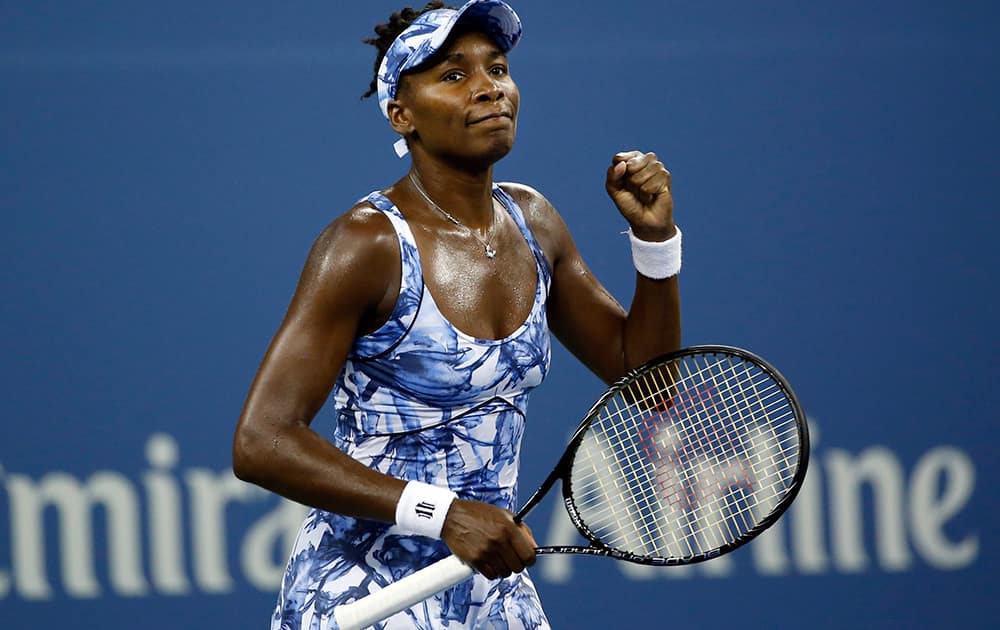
[232,202,536,579]
[509,150,681,384]
[232,204,406,521]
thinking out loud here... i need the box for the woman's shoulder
[497,180,544,203]
[497,181,570,232]
[305,199,399,277]
[496,181,572,265]
[497,181,558,221]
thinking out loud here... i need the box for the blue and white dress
[271,186,553,630]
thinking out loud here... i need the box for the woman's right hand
[440,498,537,580]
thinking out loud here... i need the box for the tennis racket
[334,345,809,630]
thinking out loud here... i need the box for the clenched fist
[606,150,676,242]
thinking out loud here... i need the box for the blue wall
[1,1,997,628]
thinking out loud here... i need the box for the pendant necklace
[409,171,498,259]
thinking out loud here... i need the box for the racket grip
[332,555,474,630]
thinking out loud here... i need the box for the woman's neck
[408,155,496,226]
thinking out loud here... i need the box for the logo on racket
[639,384,761,511]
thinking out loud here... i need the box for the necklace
[409,171,498,258]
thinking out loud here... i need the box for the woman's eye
[490,65,508,76]
[443,71,463,82]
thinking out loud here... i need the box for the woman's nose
[473,72,505,102]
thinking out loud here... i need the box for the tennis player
[233,1,681,627]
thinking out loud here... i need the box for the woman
[233,1,682,628]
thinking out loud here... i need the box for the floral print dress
[271,186,553,630]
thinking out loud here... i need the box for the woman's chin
[476,132,517,164]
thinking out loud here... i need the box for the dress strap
[348,191,425,360]
[492,184,552,287]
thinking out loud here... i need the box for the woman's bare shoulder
[497,181,572,264]
[497,181,554,216]
[307,200,398,270]
[291,199,401,315]
[497,181,570,230]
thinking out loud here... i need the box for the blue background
[1,1,997,628]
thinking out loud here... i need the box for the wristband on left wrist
[628,226,682,279]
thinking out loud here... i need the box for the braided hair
[361,2,455,99]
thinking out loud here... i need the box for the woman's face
[394,29,520,167]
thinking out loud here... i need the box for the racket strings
[664,359,795,548]
[625,359,797,552]
[625,360,795,551]
[569,353,802,559]
[579,394,781,554]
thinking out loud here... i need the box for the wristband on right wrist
[394,481,457,539]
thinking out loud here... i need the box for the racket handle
[332,554,474,630]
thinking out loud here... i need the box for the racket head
[557,345,809,565]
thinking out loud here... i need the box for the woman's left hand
[605,150,675,241]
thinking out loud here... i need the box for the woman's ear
[386,100,414,137]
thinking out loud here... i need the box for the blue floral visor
[376,0,522,156]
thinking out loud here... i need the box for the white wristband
[628,226,682,279]
[394,481,457,539]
